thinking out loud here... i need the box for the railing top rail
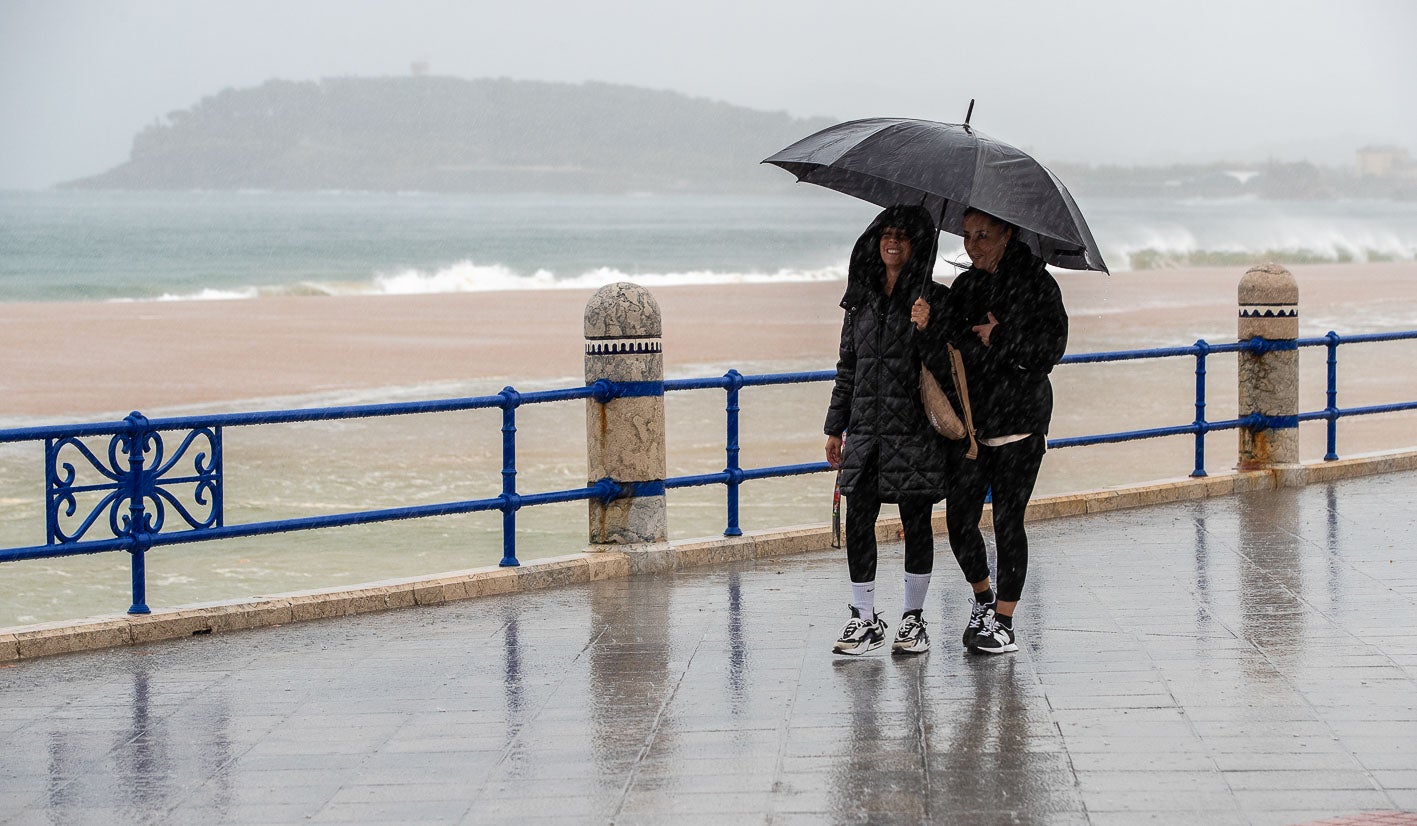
[737,370,838,387]
[664,376,732,392]
[665,370,837,393]
[0,385,597,444]
[1298,330,1417,346]
[1061,344,1202,364]
[1060,339,1270,365]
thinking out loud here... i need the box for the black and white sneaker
[963,600,993,646]
[833,607,887,656]
[891,611,930,655]
[968,609,1018,654]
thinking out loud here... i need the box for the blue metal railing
[1299,331,1417,461]
[1049,336,1298,477]
[2,330,1414,615]
[662,368,836,537]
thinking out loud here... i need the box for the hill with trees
[65,76,835,193]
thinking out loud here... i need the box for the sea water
[3,190,1416,625]
[4,190,1416,303]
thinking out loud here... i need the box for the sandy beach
[4,261,1416,420]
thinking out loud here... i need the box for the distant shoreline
[46,75,1415,199]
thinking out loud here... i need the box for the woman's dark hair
[877,204,936,249]
[962,206,1017,237]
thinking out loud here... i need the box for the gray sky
[2,0,1413,190]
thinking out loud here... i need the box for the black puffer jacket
[824,205,952,503]
[930,239,1068,439]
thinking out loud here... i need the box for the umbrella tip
[965,99,975,127]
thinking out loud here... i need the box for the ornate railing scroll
[45,417,222,546]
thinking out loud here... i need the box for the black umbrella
[763,112,1108,272]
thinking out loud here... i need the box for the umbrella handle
[909,278,936,349]
[831,469,842,548]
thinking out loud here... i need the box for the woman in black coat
[933,207,1068,655]
[824,204,952,656]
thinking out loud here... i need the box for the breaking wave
[1092,205,1417,271]
[371,261,847,294]
[122,261,850,302]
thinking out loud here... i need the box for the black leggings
[844,458,936,583]
[945,434,1046,603]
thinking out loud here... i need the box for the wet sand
[3,261,1415,420]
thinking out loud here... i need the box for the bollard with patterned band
[1237,263,1300,479]
[584,282,668,545]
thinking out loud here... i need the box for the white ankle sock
[903,572,931,614]
[850,581,875,620]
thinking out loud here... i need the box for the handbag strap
[947,344,979,460]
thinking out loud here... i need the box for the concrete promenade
[3,470,1417,825]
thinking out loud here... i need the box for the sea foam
[122,261,853,302]
[369,261,849,295]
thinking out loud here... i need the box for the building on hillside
[1356,145,1412,177]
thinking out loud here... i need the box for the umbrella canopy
[763,117,1108,272]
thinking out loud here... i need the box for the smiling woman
[878,226,914,280]
[824,204,951,656]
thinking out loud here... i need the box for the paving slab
[2,471,1417,824]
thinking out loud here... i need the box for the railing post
[498,387,521,567]
[584,283,668,556]
[1324,331,1340,461]
[1237,264,1301,484]
[723,369,743,537]
[1192,339,1209,477]
[124,411,152,614]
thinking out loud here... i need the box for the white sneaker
[833,606,887,655]
[891,612,930,655]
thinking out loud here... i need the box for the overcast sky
[2,0,1413,190]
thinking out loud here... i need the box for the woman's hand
[825,434,843,469]
[972,311,999,346]
[911,298,931,331]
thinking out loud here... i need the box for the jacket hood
[842,204,939,309]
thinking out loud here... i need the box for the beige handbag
[920,344,979,460]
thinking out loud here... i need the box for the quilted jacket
[824,206,953,503]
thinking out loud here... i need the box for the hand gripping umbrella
[763,108,1108,272]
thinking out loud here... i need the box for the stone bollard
[584,283,669,550]
[1237,263,1301,483]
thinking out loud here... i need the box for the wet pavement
[2,471,1416,825]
